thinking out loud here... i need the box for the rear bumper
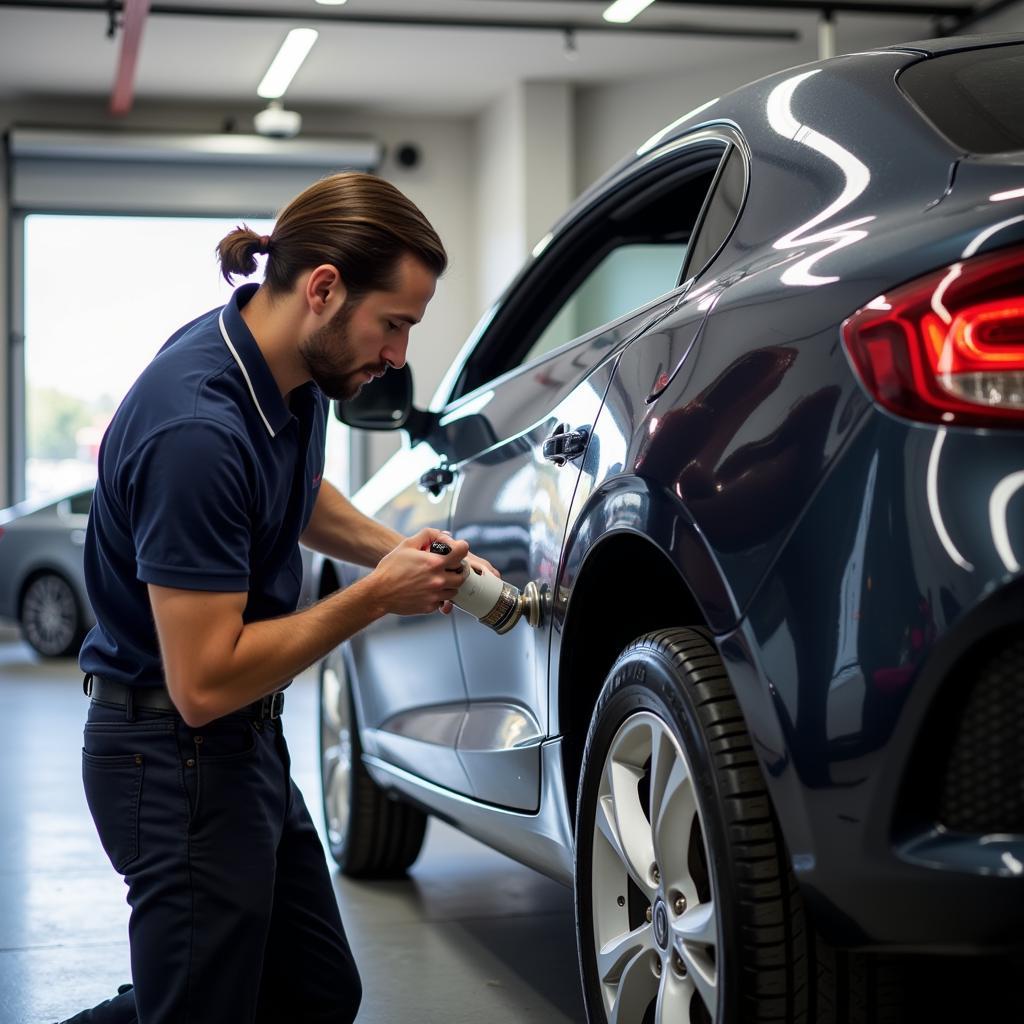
[721,413,1024,953]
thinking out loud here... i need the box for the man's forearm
[301,479,402,567]
[185,576,385,723]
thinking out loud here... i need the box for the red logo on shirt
[311,472,322,488]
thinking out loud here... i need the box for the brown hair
[216,172,447,297]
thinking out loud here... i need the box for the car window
[450,140,726,400]
[522,243,688,367]
[680,145,746,282]
[899,44,1024,154]
[68,490,93,516]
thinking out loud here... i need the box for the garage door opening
[21,213,350,503]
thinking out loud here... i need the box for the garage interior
[1,2,1022,1023]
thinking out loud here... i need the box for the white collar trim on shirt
[218,309,276,438]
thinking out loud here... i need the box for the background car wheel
[319,646,427,878]
[19,571,82,658]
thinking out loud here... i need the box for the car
[0,486,318,660]
[0,488,95,657]
[314,36,1024,1023]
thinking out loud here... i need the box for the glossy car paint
[328,37,1024,955]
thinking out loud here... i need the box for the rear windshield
[899,44,1024,154]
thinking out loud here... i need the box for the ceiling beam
[109,0,149,115]
[481,0,975,17]
[0,1,801,40]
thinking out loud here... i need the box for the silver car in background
[0,489,94,657]
[0,484,318,660]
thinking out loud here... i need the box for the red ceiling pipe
[110,0,151,116]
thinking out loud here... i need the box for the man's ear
[306,264,346,316]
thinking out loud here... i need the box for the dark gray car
[318,36,1024,1024]
[0,488,95,657]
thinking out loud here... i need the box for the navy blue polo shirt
[79,283,328,688]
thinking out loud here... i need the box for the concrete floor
[0,627,586,1024]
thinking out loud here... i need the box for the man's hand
[434,537,499,615]
[464,551,499,579]
[366,528,469,616]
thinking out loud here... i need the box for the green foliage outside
[27,386,108,460]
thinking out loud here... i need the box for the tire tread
[319,658,427,879]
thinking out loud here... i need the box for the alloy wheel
[590,710,719,1024]
[320,650,354,849]
[21,573,79,657]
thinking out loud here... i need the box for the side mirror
[334,364,413,431]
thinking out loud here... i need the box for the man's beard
[299,301,383,401]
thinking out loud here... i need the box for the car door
[344,436,473,796]
[443,138,732,810]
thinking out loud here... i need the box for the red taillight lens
[842,244,1024,427]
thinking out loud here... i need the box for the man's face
[300,253,436,400]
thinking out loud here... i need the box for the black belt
[84,674,285,721]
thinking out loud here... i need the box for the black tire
[576,626,912,1024]
[318,646,427,878]
[19,571,83,658]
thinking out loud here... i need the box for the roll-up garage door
[7,128,382,215]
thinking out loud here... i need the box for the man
[60,172,493,1023]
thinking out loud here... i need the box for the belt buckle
[269,691,285,719]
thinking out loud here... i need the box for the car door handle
[542,423,589,466]
[419,465,455,495]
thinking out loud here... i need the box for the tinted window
[682,146,746,281]
[523,243,688,366]
[899,45,1024,154]
[452,147,723,398]
[68,489,93,516]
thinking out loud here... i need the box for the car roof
[569,33,1024,221]
[0,487,92,526]
[884,32,1024,57]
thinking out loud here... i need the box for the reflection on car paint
[767,69,875,287]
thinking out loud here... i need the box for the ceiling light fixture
[603,0,658,24]
[257,27,319,100]
[314,0,348,5]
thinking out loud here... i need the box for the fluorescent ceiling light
[315,1,348,5]
[603,0,658,23]
[257,28,319,100]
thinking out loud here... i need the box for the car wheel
[574,627,908,1024]
[575,627,809,1024]
[319,646,427,878]
[19,572,82,658]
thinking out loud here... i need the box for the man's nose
[383,337,408,370]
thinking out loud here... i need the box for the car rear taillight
[842,244,1024,427]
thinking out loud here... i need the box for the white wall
[575,43,802,196]
[0,140,7,506]
[474,81,574,312]
[522,83,575,272]
[476,87,526,314]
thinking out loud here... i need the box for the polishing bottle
[428,539,543,634]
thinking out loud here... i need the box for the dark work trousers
[71,698,362,1024]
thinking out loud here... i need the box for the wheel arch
[316,555,341,600]
[556,531,708,820]
[553,462,755,820]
